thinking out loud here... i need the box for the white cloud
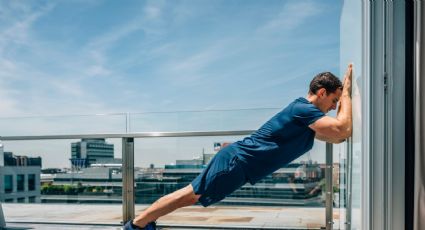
[259,0,321,33]
[0,3,55,53]
[86,65,111,77]
[145,5,161,19]
[159,39,240,87]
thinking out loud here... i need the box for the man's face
[317,88,342,113]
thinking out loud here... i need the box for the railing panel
[0,114,127,136]
[129,109,279,133]
[0,138,124,225]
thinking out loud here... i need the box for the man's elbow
[333,138,346,144]
[336,124,352,140]
[343,126,352,139]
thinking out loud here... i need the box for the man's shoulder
[290,98,321,115]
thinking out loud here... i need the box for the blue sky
[0,0,343,167]
[0,0,342,116]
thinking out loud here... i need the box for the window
[17,197,25,203]
[28,196,37,203]
[4,175,13,193]
[17,174,25,191]
[28,174,36,191]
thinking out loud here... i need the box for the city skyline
[1,137,337,169]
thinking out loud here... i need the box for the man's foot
[143,222,157,230]
[123,220,156,230]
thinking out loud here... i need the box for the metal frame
[0,202,5,228]
[122,137,135,223]
[366,1,407,229]
[361,1,372,229]
[345,138,353,230]
[414,1,424,230]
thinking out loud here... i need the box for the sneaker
[123,220,140,230]
[143,222,157,230]
[123,220,156,230]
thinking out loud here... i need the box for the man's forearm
[336,92,352,136]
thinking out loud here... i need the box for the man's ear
[317,88,326,98]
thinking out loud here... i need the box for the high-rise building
[70,138,114,168]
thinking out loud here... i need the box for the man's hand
[342,63,353,97]
[337,64,353,114]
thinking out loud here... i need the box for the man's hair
[309,72,342,95]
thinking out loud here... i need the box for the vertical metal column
[345,138,353,230]
[326,142,334,230]
[414,1,425,229]
[122,137,135,223]
[0,202,5,228]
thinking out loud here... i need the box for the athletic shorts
[191,148,247,207]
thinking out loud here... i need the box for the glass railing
[0,109,345,229]
[340,0,363,229]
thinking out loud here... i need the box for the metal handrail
[0,130,255,141]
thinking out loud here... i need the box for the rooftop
[3,204,346,230]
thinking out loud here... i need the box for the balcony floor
[2,204,346,229]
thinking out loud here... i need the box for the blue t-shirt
[230,97,325,184]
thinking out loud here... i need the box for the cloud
[258,0,321,33]
[158,41,228,87]
[145,5,161,19]
[0,2,57,116]
[0,2,55,53]
[0,1,162,116]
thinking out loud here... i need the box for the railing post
[346,138,353,230]
[0,202,5,228]
[325,142,334,230]
[122,137,135,223]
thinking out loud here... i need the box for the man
[124,64,353,230]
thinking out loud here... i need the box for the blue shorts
[191,148,247,207]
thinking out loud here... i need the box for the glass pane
[28,174,36,191]
[0,114,127,136]
[4,175,13,193]
[129,109,279,132]
[1,138,123,225]
[17,174,24,192]
[340,0,363,229]
[133,131,329,228]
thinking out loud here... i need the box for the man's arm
[315,133,346,144]
[309,64,353,143]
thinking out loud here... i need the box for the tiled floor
[2,204,346,229]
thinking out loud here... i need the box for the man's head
[308,72,343,113]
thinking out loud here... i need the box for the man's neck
[306,94,317,104]
[306,94,323,111]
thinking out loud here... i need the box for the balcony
[0,110,345,230]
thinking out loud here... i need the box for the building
[42,165,123,204]
[0,145,41,203]
[70,138,115,168]
[136,149,324,206]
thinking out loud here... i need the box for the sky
[0,0,343,168]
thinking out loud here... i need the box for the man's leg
[132,184,201,228]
